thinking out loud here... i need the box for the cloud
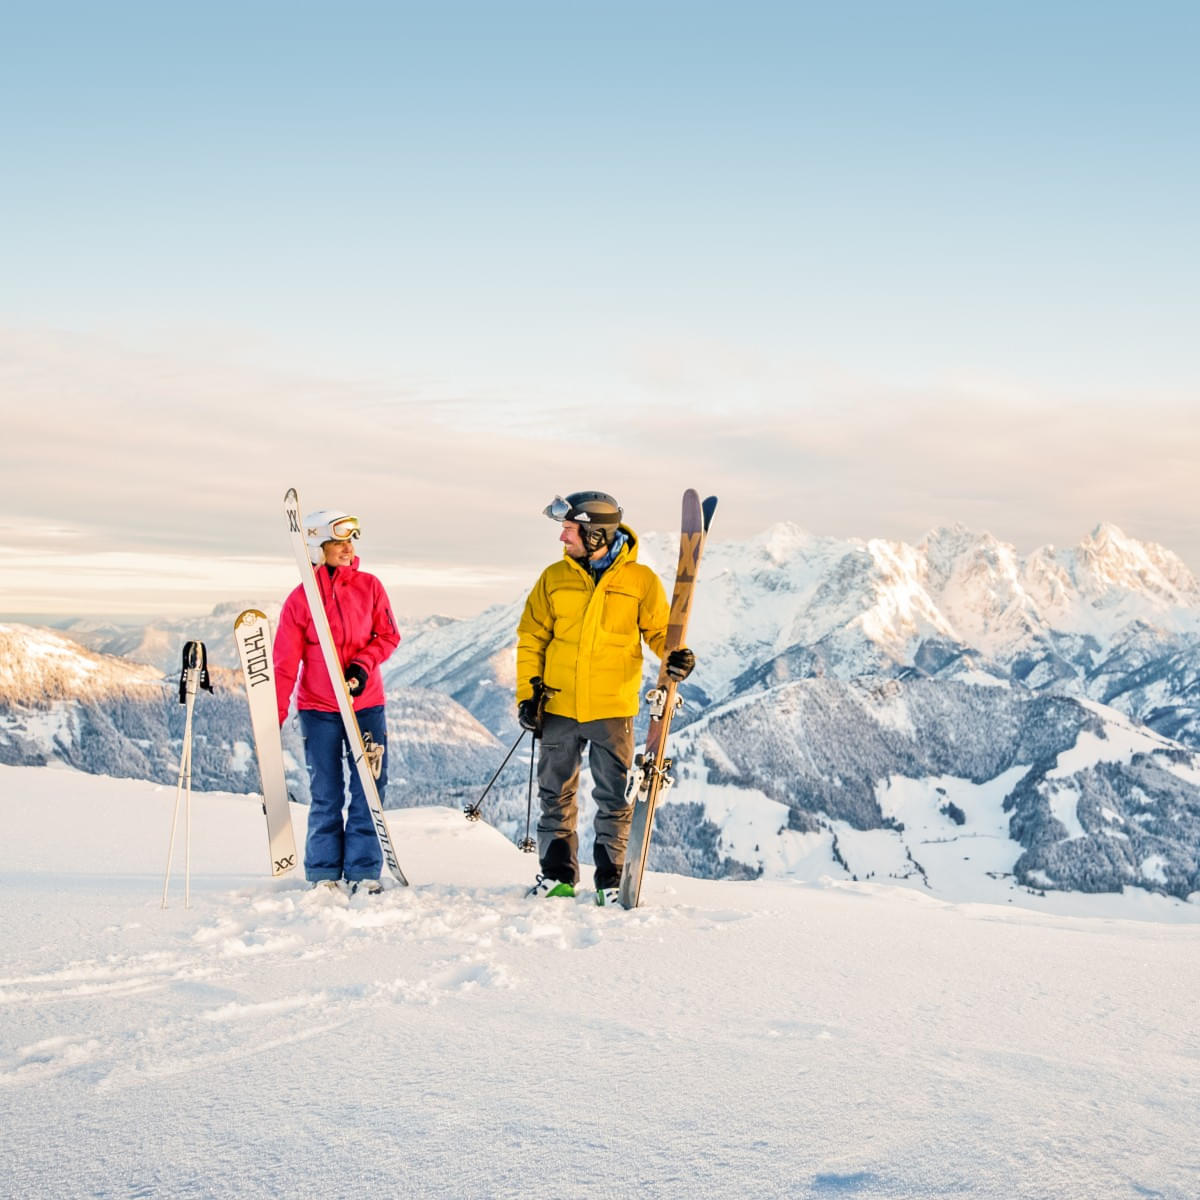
[4,326,1198,619]
[0,543,522,620]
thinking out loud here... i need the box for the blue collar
[587,529,628,579]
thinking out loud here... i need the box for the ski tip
[234,608,268,628]
[284,486,298,503]
[702,495,718,530]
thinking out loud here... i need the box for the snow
[1047,783,1088,840]
[1141,854,1170,884]
[0,623,100,675]
[229,739,254,774]
[946,666,1010,688]
[1165,760,1200,789]
[0,704,77,745]
[3,763,1200,1199]
[0,621,162,699]
[1047,702,1174,779]
[873,768,1032,893]
[850,679,915,736]
[684,780,835,877]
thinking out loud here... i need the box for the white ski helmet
[304,509,360,564]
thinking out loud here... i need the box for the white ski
[233,609,298,877]
[283,487,408,885]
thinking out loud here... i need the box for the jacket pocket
[599,587,639,636]
[550,581,589,625]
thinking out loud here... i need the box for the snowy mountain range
[389,520,1200,727]
[0,621,501,805]
[4,521,1200,902]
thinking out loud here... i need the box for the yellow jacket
[516,527,670,722]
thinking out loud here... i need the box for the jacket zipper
[317,567,350,667]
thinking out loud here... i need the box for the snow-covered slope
[2,764,1198,1200]
[0,622,162,700]
[665,678,1200,900]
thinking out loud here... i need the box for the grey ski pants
[536,713,635,888]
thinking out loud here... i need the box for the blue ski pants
[298,706,387,883]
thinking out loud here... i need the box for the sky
[3,1,1198,620]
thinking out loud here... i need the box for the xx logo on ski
[274,853,296,872]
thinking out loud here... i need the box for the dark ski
[618,489,717,908]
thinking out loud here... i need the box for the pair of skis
[618,489,717,908]
[233,489,407,886]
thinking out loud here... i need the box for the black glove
[344,663,369,696]
[665,647,695,681]
[517,677,546,733]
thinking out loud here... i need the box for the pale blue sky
[3,1,1198,617]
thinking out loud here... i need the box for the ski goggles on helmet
[543,493,622,526]
[313,515,360,542]
[327,517,360,541]
[543,496,573,522]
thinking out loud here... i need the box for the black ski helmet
[543,491,623,552]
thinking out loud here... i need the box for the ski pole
[162,711,190,909]
[518,736,537,853]
[465,680,558,827]
[184,687,194,909]
[162,641,208,909]
[464,729,528,821]
[518,679,555,850]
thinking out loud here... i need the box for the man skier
[516,491,695,904]
[274,508,400,894]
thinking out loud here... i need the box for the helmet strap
[582,525,609,554]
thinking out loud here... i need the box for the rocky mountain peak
[1072,523,1200,605]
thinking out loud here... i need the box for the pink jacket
[273,557,400,723]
